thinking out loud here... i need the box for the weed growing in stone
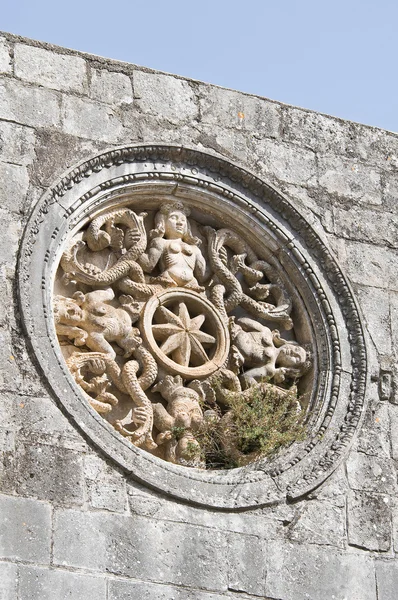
[192,383,306,469]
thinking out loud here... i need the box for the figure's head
[277,344,307,370]
[164,209,188,239]
[150,201,199,244]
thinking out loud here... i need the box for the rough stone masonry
[1,30,398,600]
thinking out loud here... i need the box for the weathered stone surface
[390,291,398,358]
[199,85,281,138]
[61,95,124,142]
[0,562,17,600]
[332,239,398,291]
[108,580,237,600]
[354,285,392,355]
[0,494,51,562]
[0,121,36,166]
[0,79,61,128]
[346,451,398,495]
[347,491,391,551]
[282,107,353,155]
[53,509,229,591]
[0,163,29,215]
[333,205,398,248]
[226,533,266,596]
[286,499,345,548]
[253,138,317,185]
[84,453,127,512]
[376,560,398,600]
[127,483,283,539]
[14,44,87,93]
[0,38,11,74]
[3,394,86,452]
[30,129,107,187]
[318,155,382,205]
[133,71,198,123]
[15,443,85,506]
[352,123,398,170]
[18,566,106,600]
[90,68,133,104]
[356,400,391,458]
[266,542,376,600]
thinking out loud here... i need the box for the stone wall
[1,31,398,600]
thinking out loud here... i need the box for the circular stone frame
[18,144,368,510]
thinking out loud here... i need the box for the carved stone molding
[18,144,368,509]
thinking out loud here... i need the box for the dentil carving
[54,200,311,467]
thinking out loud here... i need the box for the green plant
[170,425,186,440]
[197,382,306,469]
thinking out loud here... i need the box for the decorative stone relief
[19,144,368,508]
[54,200,311,467]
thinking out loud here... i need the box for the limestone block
[199,85,281,137]
[18,566,106,600]
[356,400,391,458]
[84,453,127,512]
[127,483,282,538]
[90,69,133,105]
[196,123,250,163]
[0,494,51,563]
[0,121,36,166]
[53,510,229,591]
[108,580,229,600]
[0,330,23,392]
[253,138,317,186]
[283,107,353,155]
[0,79,60,128]
[0,38,11,74]
[133,71,198,123]
[0,562,17,600]
[347,491,391,552]
[6,395,87,452]
[333,205,398,248]
[354,285,392,355]
[353,123,398,170]
[286,499,345,548]
[62,95,124,142]
[376,560,398,600]
[333,239,398,292]
[0,164,29,216]
[318,155,382,205]
[226,533,266,596]
[31,129,107,187]
[266,542,376,600]
[346,451,398,495]
[383,170,398,212]
[14,44,87,93]
[15,443,85,506]
[390,291,398,358]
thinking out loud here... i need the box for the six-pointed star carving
[152,302,216,367]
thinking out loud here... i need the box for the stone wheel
[141,288,230,379]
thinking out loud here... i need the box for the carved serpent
[205,227,292,328]
[61,209,148,287]
[67,343,158,450]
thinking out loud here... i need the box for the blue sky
[2,0,397,132]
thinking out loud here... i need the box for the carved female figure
[138,202,207,289]
[232,317,309,387]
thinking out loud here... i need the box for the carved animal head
[53,295,83,323]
